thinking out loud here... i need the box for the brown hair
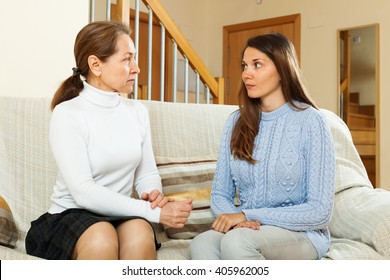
[50,21,131,110]
[230,32,317,163]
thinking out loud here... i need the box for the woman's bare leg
[72,222,119,260]
[116,219,157,260]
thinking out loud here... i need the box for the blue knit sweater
[211,102,335,259]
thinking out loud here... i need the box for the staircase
[110,0,224,104]
[348,92,376,186]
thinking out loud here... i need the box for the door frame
[337,23,380,186]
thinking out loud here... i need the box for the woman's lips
[245,84,255,90]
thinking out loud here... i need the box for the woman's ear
[88,55,102,77]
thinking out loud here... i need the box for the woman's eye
[254,62,262,68]
[241,63,247,70]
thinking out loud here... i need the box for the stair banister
[140,0,224,103]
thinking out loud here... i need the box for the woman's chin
[119,85,133,94]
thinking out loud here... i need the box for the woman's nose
[131,61,140,74]
[242,68,252,80]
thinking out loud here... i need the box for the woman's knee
[118,219,155,245]
[190,230,224,260]
[117,219,156,259]
[73,222,119,260]
[221,228,261,260]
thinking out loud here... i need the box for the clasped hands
[141,190,259,232]
[212,212,260,233]
[141,189,193,229]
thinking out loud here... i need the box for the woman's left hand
[141,189,174,209]
[212,212,247,233]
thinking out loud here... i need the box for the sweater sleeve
[243,111,335,231]
[133,103,162,195]
[49,105,161,223]
[210,112,243,217]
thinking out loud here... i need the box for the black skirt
[25,208,161,260]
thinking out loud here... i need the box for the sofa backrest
[319,109,372,193]
[0,96,372,249]
[141,101,238,161]
[0,97,56,246]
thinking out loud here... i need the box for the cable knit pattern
[211,102,335,259]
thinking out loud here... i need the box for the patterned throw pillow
[0,195,18,248]
[157,156,216,239]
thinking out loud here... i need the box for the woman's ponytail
[50,71,84,111]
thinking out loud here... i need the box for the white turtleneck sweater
[48,82,162,223]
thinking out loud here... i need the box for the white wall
[350,27,376,106]
[0,0,89,98]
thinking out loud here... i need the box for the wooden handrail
[116,0,224,103]
[340,78,347,93]
[142,0,223,103]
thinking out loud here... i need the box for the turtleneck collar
[79,81,120,108]
[261,102,293,121]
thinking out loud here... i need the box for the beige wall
[160,0,390,190]
[0,0,89,98]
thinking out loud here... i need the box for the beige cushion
[157,156,216,239]
[0,195,18,248]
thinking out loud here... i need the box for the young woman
[190,32,335,260]
[25,21,192,260]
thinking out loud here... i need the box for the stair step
[355,143,376,156]
[349,103,375,117]
[359,105,375,116]
[349,113,375,129]
[361,155,376,186]
[348,103,359,113]
[350,92,360,103]
[350,129,376,144]
[361,155,376,173]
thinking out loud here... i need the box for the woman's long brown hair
[230,32,317,163]
[50,21,131,110]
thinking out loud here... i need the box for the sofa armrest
[329,186,390,258]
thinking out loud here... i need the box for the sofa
[1,96,389,260]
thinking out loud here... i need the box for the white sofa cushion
[329,186,390,258]
[0,97,55,255]
[319,109,373,193]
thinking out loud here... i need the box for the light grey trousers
[190,225,317,260]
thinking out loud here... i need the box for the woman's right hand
[160,199,193,228]
[233,220,260,230]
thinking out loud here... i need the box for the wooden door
[223,14,301,105]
